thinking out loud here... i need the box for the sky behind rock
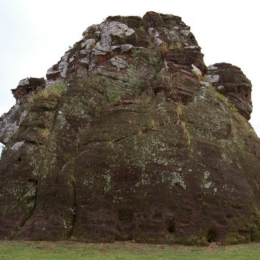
[0,0,259,139]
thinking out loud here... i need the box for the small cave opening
[207,228,218,243]
[168,224,175,233]
[165,218,175,234]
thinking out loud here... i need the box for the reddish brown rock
[206,63,252,120]
[11,77,45,103]
[0,12,260,245]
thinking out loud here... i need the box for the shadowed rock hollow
[1,11,260,245]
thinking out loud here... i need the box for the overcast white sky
[0,0,259,138]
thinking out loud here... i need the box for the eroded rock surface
[12,77,45,103]
[1,12,260,245]
[206,63,252,120]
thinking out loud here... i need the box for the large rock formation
[1,12,260,245]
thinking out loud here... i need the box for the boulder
[0,12,260,245]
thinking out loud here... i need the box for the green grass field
[0,241,260,260]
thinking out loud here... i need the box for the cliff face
[0,12,260,245]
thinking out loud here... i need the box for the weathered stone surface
[0,105,28,144]
[0,12,260,245]
[11,77,45,103]
[206,63,252,120]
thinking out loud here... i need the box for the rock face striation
[0,12,260,245]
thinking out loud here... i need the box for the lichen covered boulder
[1,12,260,245]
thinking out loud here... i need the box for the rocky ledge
[0,12,260,245]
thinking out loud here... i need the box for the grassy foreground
[0,241,260,260]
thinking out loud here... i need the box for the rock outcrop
[11,77,45,104]
[206,63,252,120]
[0,12,260,245]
